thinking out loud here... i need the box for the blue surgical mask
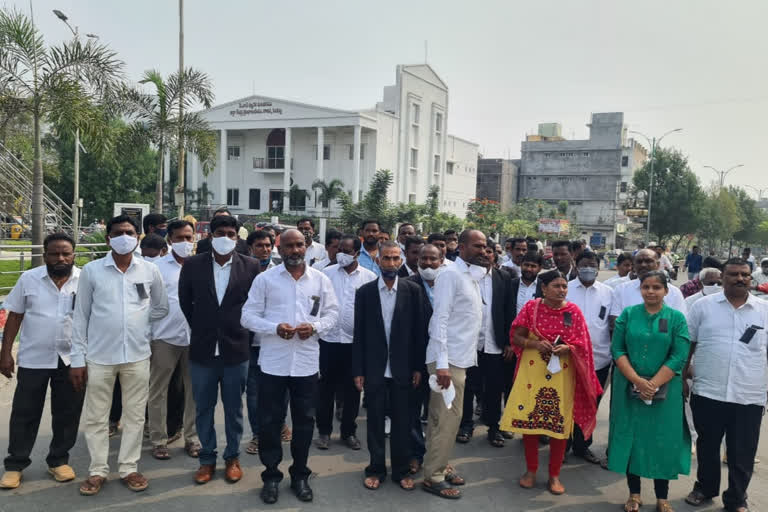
[380,268,398,280]
[155,228,168,238]
[578,267,598,283]
[259,257,271,268]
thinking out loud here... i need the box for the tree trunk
[155,142,164,212]
[31,110,44,267]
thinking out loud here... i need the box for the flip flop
[422,480,461,499]
[363,476,382,490]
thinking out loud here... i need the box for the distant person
[751,257,768,296]
[398,236,424,278]
[680,256,723,298]
[551,240,577,281]
[311,230,342,271]
[378,230,391,243]
[297,218,326,266]
[444,230,459,261]
[684,246,704,281]
[358,220,382,275]
[142,213,168,237]
[741,248,755,272]
[604,252,633,289]
[396,223,416,252]
[502,237,528,277]
[684,268,722,308]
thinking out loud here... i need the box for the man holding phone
[684,258,768,512]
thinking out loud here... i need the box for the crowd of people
[0,209,765,512]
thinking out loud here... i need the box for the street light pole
[177,0,185,218]
[745,185,768,201]
[704,164,744,189]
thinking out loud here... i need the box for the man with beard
[297,218,326,266]
[0,233,84,490]
[422,229,488,500]
[398,236,424,278]
[551,240,578,281]
[241,229,339,504]
[502,238,528,277]
[358,220,382,276]
[444,230,460,262]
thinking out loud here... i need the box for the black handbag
[629,378,669,402]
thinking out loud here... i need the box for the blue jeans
[246,346,260,437]
[189,359,248,466]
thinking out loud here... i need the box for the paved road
[1,269,766,511]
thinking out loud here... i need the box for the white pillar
[163,149,171,185]
[189,151,198,194]
[282,128,292,213]
[219,129,227,206]
[353,125,362,203]
[316,126,324,180]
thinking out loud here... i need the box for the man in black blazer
[397,236,423,278]
[353,242,426,491]
[178,215,260,486]
[195,207,250,256]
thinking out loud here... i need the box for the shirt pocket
[127,279,153,307]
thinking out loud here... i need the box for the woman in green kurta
[608,271,691,512]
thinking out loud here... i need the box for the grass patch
[0,256,93,293]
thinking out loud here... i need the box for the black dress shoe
[290,479,313,502]
[261,481,279,504]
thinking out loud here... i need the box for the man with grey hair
[684,268,723,308]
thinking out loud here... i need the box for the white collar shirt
[311,257,332,271]
[304,242,327,266]
[427,256,483,369]
[687,292,768,406]
[378,276,398,378]
[241,264,339,377]
[212,255,234,356]
[322,263,377,343]
[610,278,687,317]
[517,279,538,316]
[71,252,169,368]
[3,265,80,368]
[477,270,500,354]
[151,253,190,346]
[502,260,521,278]
[752,269,768,296]
[567,278,614,370]
[604,274,630,289]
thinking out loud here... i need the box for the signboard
[230,101,284,117]
[113,203,150,234]
[538,218,570,234]
[590,232,606,248]
[625,209,648,218]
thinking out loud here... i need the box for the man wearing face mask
[0,233,83,490]
[315,234,376,450]
[297,218,326,266]
[566,251,615,464]
[422,230,488,500]
[147,220,201,461]
[684,268,723,307]
[178,215,261,486]
[70,215,169,496]
[143,213,168,239]
[195,208,250,256]
[398,236,424,278]
[140,233,168,262]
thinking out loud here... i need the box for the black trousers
[409,370,428,463]
[691,394,763,511]
[459,364,482,433]
[627,473,669,499]
[259,372,318,483]
[460,351,508,434]
[570,363,611,455]
[365,378,411,482]
[4,358,85,471]
[316,340,360,438]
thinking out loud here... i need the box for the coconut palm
[311,178,345,217]
[120,67,215,212]
[0,8,123,262]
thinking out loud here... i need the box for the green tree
[632,147,704,244]
[0,8,124,262]
[338,169,394,231]
[311,178,345,217]
[729,186,767,245]
[465,199,504,237]
[285,184,309,213]
[696,187,742,249]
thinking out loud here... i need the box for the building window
[249,188,261,210]
[583,152,590,157]
[412,103,420,125]
[361,143,366,160]
[227,188,239,206]
[266,129,285,169]
[347,144,354,160]
[408,193,416,204]
[446,162,454,175]
[411,125,419,147]
[433,155,440,174]
[410,148,418,170]
[435,112,443,133]
[544,152,551,158]
[313,144,331,160]
[620,181,628,193]
[227,146,240,160]
[252,157,265,169]
[292,190,307,211]
[621,155,629,167]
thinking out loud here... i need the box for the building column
[163,150,171,185]
[282,127,292,213]
[189,151,198,195]
[353,125,361,203]
[316,126,324,181]
[219,129,227,206]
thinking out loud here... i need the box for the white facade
[189,64,478,218]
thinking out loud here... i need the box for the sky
[14,0,768,194]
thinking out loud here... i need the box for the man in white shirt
[566,251,614,464]
[310,230,341,271]
[147,220,200,461]
[422,229,488,499]
[241,229,339,505]
[315,235,376,450]
[684,258,768,512]
[0,233,83,490]
[70,215,169,496]
[750,257,768,296]
[298,218,327,266]
[603,252,633,289]
[610,249,687,321]
[501,237,528,278]
[684,268,722,308]
[427,233,455,269]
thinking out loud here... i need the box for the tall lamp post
[745,185,768,201]
[53,9,97,239]
[704,164,744,189]
[628,128,683,245]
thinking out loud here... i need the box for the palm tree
[0,8,123,263]
[311,178,345,218]
[120,67,215,212]
[285,184,310,213]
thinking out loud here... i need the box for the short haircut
[140,233,167,250]
[297,217,315,229]
[570,240,585,252]
[325,230,342,246]
[692,245,699,250]
[107,214,139,235]
[210,214,238,232]
[617,252,633,265]
[699,267,722,281]
[167,220,194,239]
[522,251,544,266]
[380,230,391,236]
[44,232,75,251]
[742,247,751,253]
[378,240,400,253]
[361,219,380,231]
[213,207,231,216]
[486,239,497,250]
[398,223,414,234]
[552,240,571,251]
[702,256,723,270]
[575,250,598,265]
[405,235,425,252]
[142,213,167,234]
[724,257,750,271]
[527,242,538,252]
[246,230,274,246]
[427,233,446,244]
[639,270,668,289]
[341,234,362,252]
[508,237,526,246]
[538,269,568,287]
[444,229,458,237]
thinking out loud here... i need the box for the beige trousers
[423,362,467,483]
[84,359,149,478]
[148,340,198,446]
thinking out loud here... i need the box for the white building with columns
[186,64,478,218]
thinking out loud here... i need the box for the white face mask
[143,255,159,262]
[109,234,138,255]
[172,241,195,258]
[702,284,721,296]
[336,252,355,268]
[468,263,487,281]
[211,235,236,256]
[418,266,439,281]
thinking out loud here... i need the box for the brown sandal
[624,494,643,512]
[444,465,465,485]
[656,500,674,512]
[121,472,149,492]
[152,445,170,460]
[363,476,382,490]
[79,475,106,496]
[185,441,201,458]
[547,477,565,495]
[399,476,416,491]
[519,472,536,489]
